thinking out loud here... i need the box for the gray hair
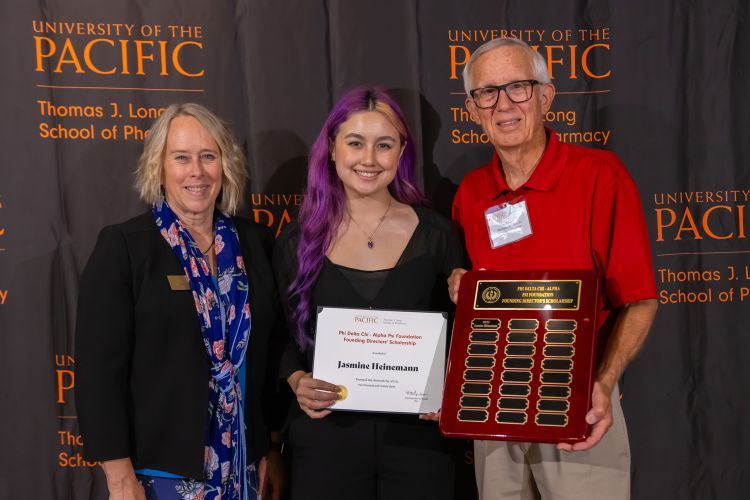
[462,37,551,95]
[134,102,248,215]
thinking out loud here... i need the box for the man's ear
[539,83,556,114]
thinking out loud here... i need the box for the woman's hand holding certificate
[287,370,342,419]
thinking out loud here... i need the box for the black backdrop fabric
[0,1,748,499]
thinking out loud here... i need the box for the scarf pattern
[153,200,254,500]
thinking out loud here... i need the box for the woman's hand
[258,445,286,500]
[101,458,145,500]
[287,370,341,419]
[419,410,441,422]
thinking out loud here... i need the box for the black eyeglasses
[470,80,539,108]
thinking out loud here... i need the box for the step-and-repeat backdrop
[0,1,747,499]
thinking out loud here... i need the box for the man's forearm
[596,298,658,393]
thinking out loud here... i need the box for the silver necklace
[347,197,393,249]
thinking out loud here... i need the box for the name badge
[484,199,533,248]
[167,274,190,291]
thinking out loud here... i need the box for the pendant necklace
[200,240,214,255]
[347,197,392,249]
[199,237,216,276]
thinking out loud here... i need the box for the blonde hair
[371,100,408,143]
[135,102,248,214]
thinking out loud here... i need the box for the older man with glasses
[448,37,658,500]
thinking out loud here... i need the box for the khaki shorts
[474,388,630,500]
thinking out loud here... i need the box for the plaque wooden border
[439,270,599,443]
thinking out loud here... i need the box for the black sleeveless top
[273,205,465,378]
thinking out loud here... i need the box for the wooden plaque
[439,270,599,443]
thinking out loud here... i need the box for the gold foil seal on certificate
[337,385,348,401]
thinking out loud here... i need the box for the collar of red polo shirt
[488,128,568,201]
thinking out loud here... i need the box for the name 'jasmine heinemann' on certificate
[313,307,447,414]
[337,361,419,371]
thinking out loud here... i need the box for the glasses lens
[473,88,498,108]
[506,81,533,103]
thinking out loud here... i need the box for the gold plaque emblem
[481,286,501,304]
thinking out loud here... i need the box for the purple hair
[289,87,428,350]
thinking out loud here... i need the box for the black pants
[288,411,456,500]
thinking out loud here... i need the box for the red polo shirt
[453,130,657,322]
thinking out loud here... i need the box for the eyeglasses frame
[469,79,540,108]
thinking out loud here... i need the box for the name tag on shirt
[484,199,533,248]
[167,274,190,291]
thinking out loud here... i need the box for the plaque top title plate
[440,270,599,443]
[474,280,582,310]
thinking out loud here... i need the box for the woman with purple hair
[273,87,463,499]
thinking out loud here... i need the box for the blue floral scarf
[153,200,254,500]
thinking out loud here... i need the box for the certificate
[312,307,447,414]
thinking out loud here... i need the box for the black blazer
[75,212,278,479]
